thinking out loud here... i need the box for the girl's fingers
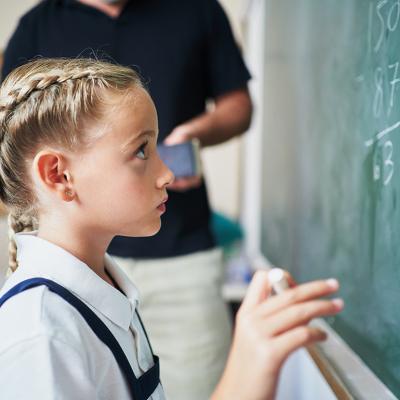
[240,270,272,311]
[258,279,340,317]
[283,270,297,288]
[271,326,327,366]
[260,298,343,337]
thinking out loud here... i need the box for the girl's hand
[212,270,343,400]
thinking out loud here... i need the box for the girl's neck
[37,220,114,286]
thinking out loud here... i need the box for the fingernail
[332,298,344,310]
[326,279,339,289]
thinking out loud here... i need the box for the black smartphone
[157,139,202,178]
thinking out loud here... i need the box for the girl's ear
[33,150,75,202]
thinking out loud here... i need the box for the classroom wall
[200,0,246,220]
[0,2,38,51]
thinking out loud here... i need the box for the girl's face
[69,87,174,238]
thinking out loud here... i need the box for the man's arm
[164,87,252,148]
[164,87,252,192]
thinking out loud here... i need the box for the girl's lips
[157,203,166,213]
[157,196,168,213]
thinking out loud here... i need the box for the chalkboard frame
[312,319,397,399]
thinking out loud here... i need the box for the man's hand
[167,176,203,192]
[163,124,192,146]
[163,124,203,192]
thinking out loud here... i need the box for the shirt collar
[14,231,139,331]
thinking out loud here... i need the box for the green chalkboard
[260,1,400,396]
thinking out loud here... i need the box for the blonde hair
[0,58,143,271]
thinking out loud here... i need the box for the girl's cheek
[129,159,148,175]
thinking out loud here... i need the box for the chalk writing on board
[365,0,400,186]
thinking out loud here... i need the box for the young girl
[0,58,343,399]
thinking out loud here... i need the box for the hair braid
[0,70,98,123]
[8,212,37,271]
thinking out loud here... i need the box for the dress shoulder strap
[0,278,160,400]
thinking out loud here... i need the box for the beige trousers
[113,248,232,400]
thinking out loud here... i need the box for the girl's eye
[135,142,148,160]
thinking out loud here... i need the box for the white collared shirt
[0,232,166,400]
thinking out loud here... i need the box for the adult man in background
[2,0,252,398]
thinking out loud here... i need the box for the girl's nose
[157,159,174,189]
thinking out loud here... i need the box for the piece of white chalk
[268,268,289,294]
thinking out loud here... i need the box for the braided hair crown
[0,61,101,140]
[1,69,94,111]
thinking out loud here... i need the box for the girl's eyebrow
[122,129,156,149]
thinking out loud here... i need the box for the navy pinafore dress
[0,278,160,400]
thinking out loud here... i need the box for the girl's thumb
[240,270,272,311]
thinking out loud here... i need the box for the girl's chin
[121,222,161,238]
